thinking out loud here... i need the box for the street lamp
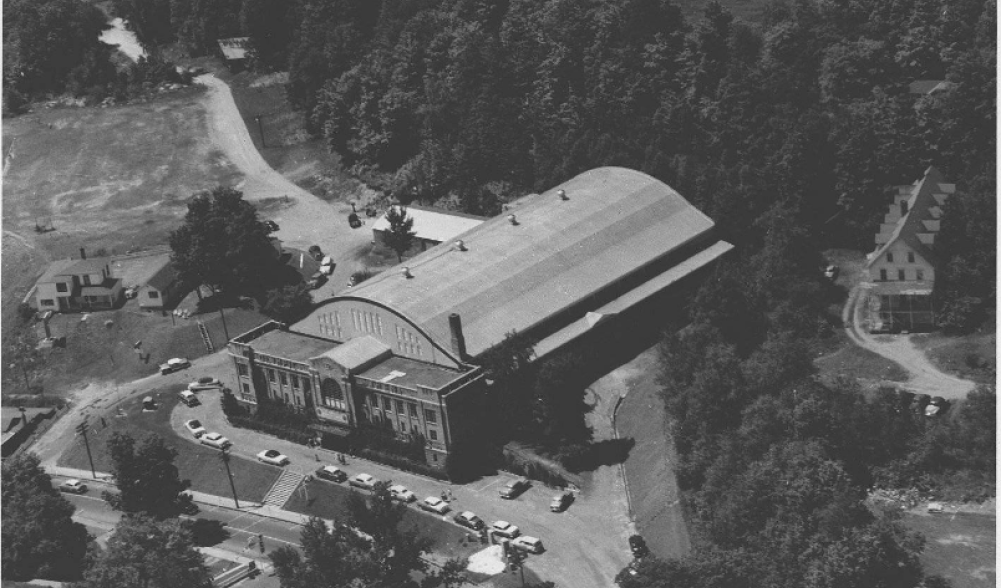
[255,115,265,148]
[220,447,240,509]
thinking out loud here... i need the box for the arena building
[229,167,734,467]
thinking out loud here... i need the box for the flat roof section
[372,205,486,244]
[250,329,337,362]
[357,355,467,391]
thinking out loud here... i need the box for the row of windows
[370,395,437,423]
[265,368,312,393]
[879,268,925,282]
[352,309,384,336]
[373,413,439,441]
[885,252,917,264]
[395,326,424,357]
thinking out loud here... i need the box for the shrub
[355,447,448,480]
[228,415,313,445]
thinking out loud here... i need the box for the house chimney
[507,214,518,225]
[448,313,467,360]
[80,247,86,260]
[558,189,568,201]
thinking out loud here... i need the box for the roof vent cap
[507,214,518,225]
[557,189,568,201]
[453,240,467,251]
[401,267,413,279]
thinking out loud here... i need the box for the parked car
[499,478,530,499]
[925,396,949,417]
[262,220,279,232]
[184,419,206,438]
[389,484,417,503]
[316,465,347,483]
[454,511,485,530]
[823,265,839,280]
[629,534,649,558]
[490,521,521,539]
[188,377,222,391]
[307,272,328,290]
[178,391,200,407]
[200,432,232,450]
[420,496,451,515]
[59,479,88,494]
[160,357,191,375]
[511,536,545,554]
[257,449,290,466]
[912,394,932,414]
[349,473,378,491]
[550,490,574,512]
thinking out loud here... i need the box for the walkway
[844,285,977,399]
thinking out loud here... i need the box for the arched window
[321,378,346,411]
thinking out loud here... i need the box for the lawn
[284,482,483,562]
[35,302,268,396]
[911,333,995,385]
[58,390,280,502]
[814,331,910,386]
[904,511,996,588]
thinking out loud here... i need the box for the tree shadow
[591,437,636,468]
[186,518,230,547]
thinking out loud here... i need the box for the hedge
[355,447,449,481]
[227,415,314,446]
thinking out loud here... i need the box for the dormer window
[56,283,68,293]
[886,253,894,263]
[907,252,915,263]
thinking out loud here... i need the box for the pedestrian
[258,534,265,554]
[245,535,255,552]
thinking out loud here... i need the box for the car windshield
[190,420,201,427]
[266,450,278,457]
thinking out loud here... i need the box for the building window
[916,269,924,281]
[291,375,299,389]
[907,252,915,263]
[383,397,392,410]
[409,403,418,417]
[432,454,438,462]
[396,400,405,415]
[238,364,249,376]
[425,409,437,423]
[898,269,906,281]
[303,380,311,393]
[268,369,275,382]
[429,429,438,441]
[148,291,159,299]
[886,252,894,263]
[40,299,55,306]
[321,378,346,411]
[880,269,887,281]
[242,383,250,393]
[56,283,68,293]
[279,372,287,385]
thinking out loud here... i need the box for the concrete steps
[262,469,303,508]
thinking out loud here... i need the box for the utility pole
[220,448,240,509]
[76,419,97,479]
[218,306,230,343]
[18,406,27,429]
[255,115,265,148]
[506,543,527,588]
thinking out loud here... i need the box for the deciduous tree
[103,432,193,519]
[384,205,416,263]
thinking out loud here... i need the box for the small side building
[865,166,953,331]
[218,37,252,71]
[138,261,180,309]
[34,257,124,312]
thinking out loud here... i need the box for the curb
[611,393,634,522]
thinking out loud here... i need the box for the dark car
[499,478,530,499]
[316,465,347,483]
[262,220,279,232]
[912,394,932,413]
[307,272,328,290]
[629,534,649,558]
[454,511,485,531]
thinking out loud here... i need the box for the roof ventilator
[453,240,467,252]
[507,214,518,225]
[558,189,568,201]
[402,267,413,279]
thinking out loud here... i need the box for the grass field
[284,483,483,562]
[912,333,996,385]
[58,390,280,502]
[905,511,996,588]
[814,330,910,385]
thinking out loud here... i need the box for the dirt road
[196,74,375,295]
[844,285,976,399]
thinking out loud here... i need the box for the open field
[58,390,280,502]
[912,333,996,385]
[2,90,242,260]
[905,511,996,588]
[814,330,910,386]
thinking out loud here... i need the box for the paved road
[844,285,977,399]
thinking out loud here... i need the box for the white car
[389,484,416,503]
[257,449,290,466]
[199,432,231,450]
[160,357,191,374]
[349,473,378,491]
[511,536,545,554]
[490,520,521,539]
[59,479,88,494]
[184,419,206,438]
[188,377,221,391]
[419,496,451,514]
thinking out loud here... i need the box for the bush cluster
[502,452,568,489]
